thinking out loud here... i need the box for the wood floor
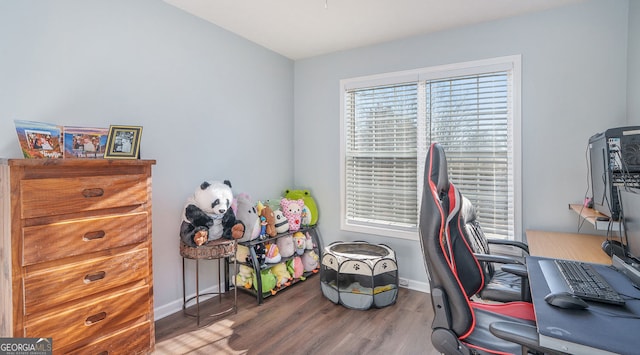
[154,276,439,354]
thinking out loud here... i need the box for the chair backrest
[458,195,496,281]
[448,194,488,297]
[419,142,483,337]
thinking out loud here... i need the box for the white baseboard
[399,278,430,293]
[154,284,221,321]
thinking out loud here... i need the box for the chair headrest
[428,143,449,197]
[460,196,477,224]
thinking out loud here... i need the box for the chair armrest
[489,321,564,355]
[476,256,531,302]
[486,238,529,254]
[500,263,528,278]
[474,253,524,265]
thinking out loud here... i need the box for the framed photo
[104,125,142,159]
[14,120,64,159]
[63,126,109,159]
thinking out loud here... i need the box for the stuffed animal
[304,231,315,250]
[234,193,261,243]
[236,243,251,263]
[280,198,304,232]
[284,189,318,225]
[271,262,292,288]
[286,256,305,280]
[263,199,282,213]
[180,180,245,247]
[264,243,281,264]
[236,264,254,289]
[276,235,295,258]
[301,250,319,273]
[251,243,267,267]
[259,204,277,237]
[292,232,306,256]
[237,243,265,268]
[273,209,289,234]
[301,205,312,227]
[253,268,277,295]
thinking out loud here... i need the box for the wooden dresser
[0,158,155,354]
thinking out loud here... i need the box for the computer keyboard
[554,259,626,305]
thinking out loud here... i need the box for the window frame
[339,55,522,241]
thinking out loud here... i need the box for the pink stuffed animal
[287,256,305,280]
[280,198,304,232]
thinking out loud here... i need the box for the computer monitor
[589,126,640,220]
[618,188,640,262]
[589,132,613,217]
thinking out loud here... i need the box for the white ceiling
[163,0,584,60]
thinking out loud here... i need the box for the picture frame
[14,120,64,159]
[104,125,142,159]
[63,126,109,159]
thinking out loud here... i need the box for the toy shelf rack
[234,225,323,304]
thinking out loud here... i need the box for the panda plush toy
[180,180,245,247]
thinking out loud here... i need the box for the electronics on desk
[612,254,640,288]
[539,259,625,306]
[544,291,589,310]
[618,187,640,265]
[602,239,626,258]
[589,126,640,220]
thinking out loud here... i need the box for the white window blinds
[344,83,419,230]
[426,72,514,239]
[341,56,519,240]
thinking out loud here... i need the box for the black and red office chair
[419,143,555,354]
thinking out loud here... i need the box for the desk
[527,256,640,354]
[526,230,611,264]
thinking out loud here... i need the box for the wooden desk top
[526,230,612,264]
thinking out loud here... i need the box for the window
[340,56,521,241]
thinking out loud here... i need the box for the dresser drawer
[22,212,148,266]
[20,174,148,219]
[24,248,149,315]
[61,321,151,355]
[24,285,150,351]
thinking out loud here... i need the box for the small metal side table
[180,238,237,326]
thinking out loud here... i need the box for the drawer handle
[84,271,106,283]
[83,230,106,241]
[82,188,104,198]
[85,312,107,325]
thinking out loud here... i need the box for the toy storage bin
[320,241,398,310]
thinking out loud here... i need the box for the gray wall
[629,1,640,123]
[294,0,631,287]
[0,0,294,318]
